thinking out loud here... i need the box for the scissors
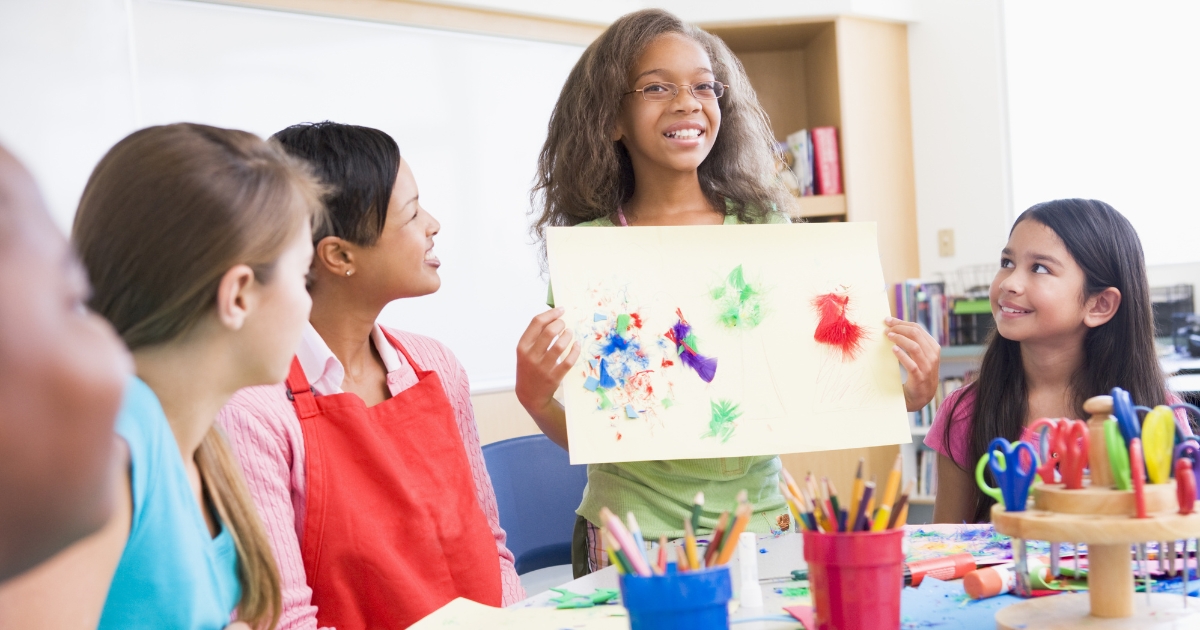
[1029,418,1067,484]
[1170,403,1200,439]
[1142,405,1177,484]
[1175,439,1200,479]
[1059,420,1089,490]
[1105,420,1132,491]
[1177,457,1197,515]
[1111,387,1140,446]
[976,438,1037,511]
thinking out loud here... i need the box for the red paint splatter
[812,291,866,360]
[630,313,644,329]
[616,432,623,441]
[661,358,675,368]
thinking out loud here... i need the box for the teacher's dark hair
[271,121,400,247]
[945,198,1168,523]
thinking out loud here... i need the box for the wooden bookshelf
[705,17,921,515]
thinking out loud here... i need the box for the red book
[811,126,842,195]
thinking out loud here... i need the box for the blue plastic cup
[619,563,732,630]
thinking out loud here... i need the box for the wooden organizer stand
[992,481,1200,629]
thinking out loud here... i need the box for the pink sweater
[218,326,523,630]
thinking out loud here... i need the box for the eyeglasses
[623,81,727,102]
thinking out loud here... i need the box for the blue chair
[482,434,588,575]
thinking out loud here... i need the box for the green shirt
[551,208,791,538]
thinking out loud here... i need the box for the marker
[691,491,705,534]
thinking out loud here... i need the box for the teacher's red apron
[286,330,502,629]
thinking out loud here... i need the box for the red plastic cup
[803,528,904,630]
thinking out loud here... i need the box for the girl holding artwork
[929,199,1188,523]
[516,9,942,576]
[218,122,522,630]
[0,123,323,629]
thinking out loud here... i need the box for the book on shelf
[917,449,938,498]
[893,280,998,347]
[785,129,815,196]
[811,126,842,195]
[909,376,967,430]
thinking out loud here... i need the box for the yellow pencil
[779,482,806,531]
[848,458,865,533]
[715,502,752,565]
[684,519,700,570]
[872,454,903,531]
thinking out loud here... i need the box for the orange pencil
[715,502,752,565]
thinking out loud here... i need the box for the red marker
[1130,438,1147,519]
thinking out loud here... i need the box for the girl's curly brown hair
[530,9,795,258]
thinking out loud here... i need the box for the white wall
[0,0,582,393]
[415,0,917,25]
[906,0,1012,282]
[0,0,138,232]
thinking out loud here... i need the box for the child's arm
[515,308,580,449]
[885,317,942,412]
[932,453,977,523]
[0,439,130,626]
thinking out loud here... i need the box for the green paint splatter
[616,313,631,335]
[711,265,766,329]
[701,399,742,443]
[662,398,674,409]
[597,389,613,409]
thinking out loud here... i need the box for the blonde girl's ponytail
[73,123,327,629]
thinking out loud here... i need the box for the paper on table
[547,223,910,464]
[410,597,628,629]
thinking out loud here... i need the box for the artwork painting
[547,223,911,464]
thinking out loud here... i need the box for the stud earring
[346,269,353,276]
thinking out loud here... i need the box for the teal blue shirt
[100,377,241,630]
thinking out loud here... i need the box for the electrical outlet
[937,229,955,257]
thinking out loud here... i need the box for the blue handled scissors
[1112,387,1140,446]
[984,437,1037,511]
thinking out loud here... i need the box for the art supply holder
[802,528,904,630]
[990,396,1200,629]
[619,564,732,630]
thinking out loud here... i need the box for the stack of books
[785,127,841,196]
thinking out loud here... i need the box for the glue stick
[964,556,1050,600]
[737,532,764,608]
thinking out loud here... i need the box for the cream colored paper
[547,223,911,465]
[410,597,629,629]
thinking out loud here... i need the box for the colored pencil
[820,478,838,533]
[873,454,903,531]
[601,528,635,575]
[865,476,878,523]
[655,535,668,575]
[675,544,690,573]
[684,519,700,570]
[691,491,705,534]
[848,458,865,529]
[779,483,806,532]
[600,507,650,576]
[715,502,752,565]
[627,512,647,556]
[886,480,915,529]
[853,481,876,532]
[704,511,731,566]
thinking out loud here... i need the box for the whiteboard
[125,0,582,391]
